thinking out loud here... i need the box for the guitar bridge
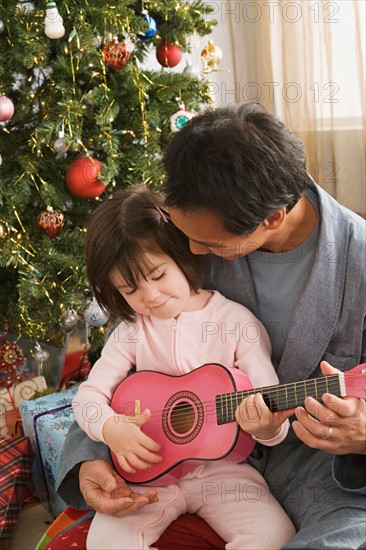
[134,399,140,416]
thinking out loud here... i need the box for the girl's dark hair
[164,102,308,235]
[86,185,202,321]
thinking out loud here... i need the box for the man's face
[169,208,269,260]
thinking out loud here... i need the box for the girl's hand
[235,393,294,440]
[102,409,163,473]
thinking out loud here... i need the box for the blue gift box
[19,385,78,517]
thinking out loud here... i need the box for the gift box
[19,386,79,517]
[59,336,91,388]
[0,436,33,547]
[0,376,47,437]
[7,333,68,390]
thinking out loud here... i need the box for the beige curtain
[222,0,365,215]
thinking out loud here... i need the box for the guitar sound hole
[170,401,195,434]
[163,390,204,444]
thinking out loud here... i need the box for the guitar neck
[216,374,342,425]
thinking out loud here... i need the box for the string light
[0,0,217,346]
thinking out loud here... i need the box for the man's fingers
[303,396,338,424]
[113,496,152,517]
[322,393,361,417]
[140,488,159,502]
[295,406,339,442]
[80,460,117,492]
[82,481,101,505]
[319,360,339,376]
[98,473,118,492]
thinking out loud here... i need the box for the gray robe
[57,181,366,548]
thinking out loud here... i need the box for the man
[163,103,366,548]
[57,103,365,548]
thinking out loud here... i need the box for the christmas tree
[0,0,216,351]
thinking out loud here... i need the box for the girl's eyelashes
[124,288,136,296]
[119,271,166,295]
[151,272,165,281]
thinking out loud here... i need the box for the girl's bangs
[114,239,161,289]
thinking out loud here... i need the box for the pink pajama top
[73,291,289,445]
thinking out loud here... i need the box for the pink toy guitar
[110,362,366,486]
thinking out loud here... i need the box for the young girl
[73,185,296,550]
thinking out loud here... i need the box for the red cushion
[46,513,225,549]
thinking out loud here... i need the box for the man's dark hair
[163,103,308,235]
[86,185,201,322]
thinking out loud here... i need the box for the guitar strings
[123,376,365,421]
[134,374,364,419]
[115,373,365,428]
[143,380,365,423]
[141,381,366,430]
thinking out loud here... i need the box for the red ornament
[38,206,65,238]
[66,157,106,199]
[102,36,130,72]
[156,41,183,68]
[0,95,15,122]
[0,320,24,388]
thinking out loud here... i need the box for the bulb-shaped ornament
[53,130,69,154]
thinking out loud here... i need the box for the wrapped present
[19,386,78,517]
[59,336,91,388]
[4,408,24,439]
[0,436,33,547]
[7,333,68,390]
[0,376,47,437]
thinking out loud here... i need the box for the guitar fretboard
[215,374,341,425]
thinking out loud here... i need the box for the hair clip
[156,206,168,223]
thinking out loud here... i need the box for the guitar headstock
[344,363,366,399]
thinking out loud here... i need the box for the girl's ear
[262,208,286,230]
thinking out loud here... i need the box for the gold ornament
[201,40,227,74]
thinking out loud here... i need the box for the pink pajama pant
[87,462,296,550]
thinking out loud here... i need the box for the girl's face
[109,252,194,319]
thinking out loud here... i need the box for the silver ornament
[183,60,201,77]
[34,342,50,364]
[94,34,103,48]
[53,130,69,154]
[0,21,5,34]
[62,309,78,331]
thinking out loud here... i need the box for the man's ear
[262,208,286,230]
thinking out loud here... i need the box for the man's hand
[79,459,158,517]
[292,361,366,455]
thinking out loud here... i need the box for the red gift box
[0,436,33,546]
[59,336,91,388]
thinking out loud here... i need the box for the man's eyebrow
[190,239,221,247]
